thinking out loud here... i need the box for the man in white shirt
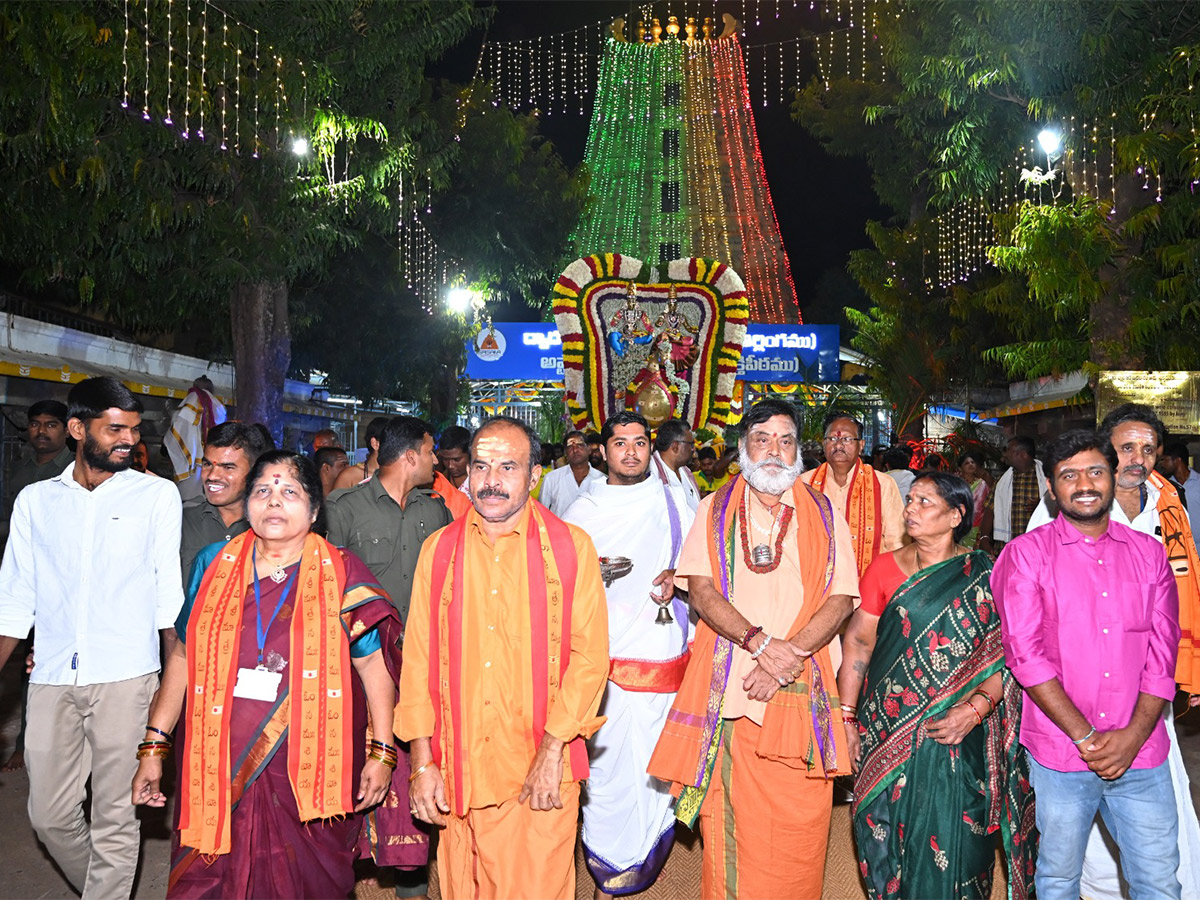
[0,376,184,900]
[650,418,701,512]
[540,429,605,516]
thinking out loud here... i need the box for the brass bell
[655,602,675,625]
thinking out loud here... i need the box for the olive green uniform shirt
[180,497,249,581]
[325,477,452,622]
[8,446,74,509]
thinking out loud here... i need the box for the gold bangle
[408,761,435,783]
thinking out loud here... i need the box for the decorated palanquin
[552,253,748,431]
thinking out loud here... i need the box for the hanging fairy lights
[142,0,151,120]
[182,0,191,137]
[116,0,310,162]
[935,198,992,288]
[164,0,173,125]
[710,35,800,321]
[122,0,131,109]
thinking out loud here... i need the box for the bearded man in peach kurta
[649,399,860,900]
[398,416,609,900]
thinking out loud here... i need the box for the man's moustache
[476,487,509,500]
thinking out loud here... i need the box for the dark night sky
[429,1,889,323]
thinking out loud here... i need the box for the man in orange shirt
[649,399,860,899]
[399,416,609,899]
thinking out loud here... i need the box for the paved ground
[1,656,1197,900]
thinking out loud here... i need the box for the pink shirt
[992,514,1180,772]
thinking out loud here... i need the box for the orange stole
[647,477,850,825]
[427,502,590,817]
[180,531,356,856]
[1151,472,1200,693]
[809,461,882,576]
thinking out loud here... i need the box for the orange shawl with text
[427,501,592,817]
[180,531,357,856]
[808,460,882,576]
[1151,471,1200,694]
[647,476,851,826]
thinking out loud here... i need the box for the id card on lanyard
[233,547,299,702]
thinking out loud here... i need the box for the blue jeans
[1028,756,1180,900]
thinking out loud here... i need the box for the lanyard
[252,545,299,667]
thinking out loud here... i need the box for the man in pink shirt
[993,429,1182,900]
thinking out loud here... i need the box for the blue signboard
[736,325,840,383]
[465,322,840,383]
[465,322,564,381]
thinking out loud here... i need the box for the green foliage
[988,199,1116,319]
[291,89,586,411]
[793,0,1200,382]
[424,82,589,305]
[0,0,486,331]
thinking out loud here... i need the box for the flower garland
[551,253,748,434]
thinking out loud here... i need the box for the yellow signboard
[1096,371,1200,432]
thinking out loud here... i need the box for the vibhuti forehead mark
[474,430,526,465]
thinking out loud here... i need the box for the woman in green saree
[839,472,1035,900]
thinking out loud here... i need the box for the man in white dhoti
[564,410,694,898]
[164,376,226,501]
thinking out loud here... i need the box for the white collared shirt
[0,463,184,686]
[539,464,606,516]
[651,451,701,512]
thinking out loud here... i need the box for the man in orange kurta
[801,412,904,576]
[398,416,609,900]
[430,469,472,519]
[648,399,860,900]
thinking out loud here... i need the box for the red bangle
[964,702,983,725]
[740,625,763,651]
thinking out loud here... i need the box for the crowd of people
[0,376,1197,900]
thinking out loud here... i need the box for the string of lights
[118,0,302,159]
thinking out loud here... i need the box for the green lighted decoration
[572,29,801,324]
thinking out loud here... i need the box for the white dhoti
[164,387,226,502]
[1080,704,1200,900]
[564,475,694,895]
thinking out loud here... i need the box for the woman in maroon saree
[132,451,417,898]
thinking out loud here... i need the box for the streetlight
[1036,127,1061,159]
[291,136,309,156]
[447,286,477,315]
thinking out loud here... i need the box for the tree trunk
[231,280,290,444]
[1090,172,1151,370]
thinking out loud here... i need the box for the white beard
[739,445,804,495]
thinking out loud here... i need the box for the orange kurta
[431,470,472,520]
[802,461,905,575]
[398,503,608,803]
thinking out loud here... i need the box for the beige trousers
[26,673,158,900]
